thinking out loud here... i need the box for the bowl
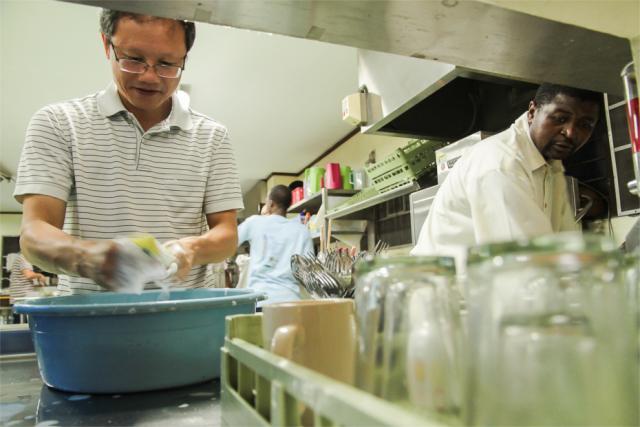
[13,288,265,393]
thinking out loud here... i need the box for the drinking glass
[465,233,639,426]
[353,255,463,415]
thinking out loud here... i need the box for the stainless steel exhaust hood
[65,0,632,97]
[357,49,539,140]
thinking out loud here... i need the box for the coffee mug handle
[270,324,300,359]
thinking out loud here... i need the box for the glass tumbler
[465,233,639,426]
[353,255,463,415]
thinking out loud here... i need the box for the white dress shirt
[411,112,579,267]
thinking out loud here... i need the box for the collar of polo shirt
[97,82,193,131]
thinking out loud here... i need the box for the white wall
[0,0,110,212]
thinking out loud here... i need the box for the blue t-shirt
[238,214,314,305]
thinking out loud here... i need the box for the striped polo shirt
[9,254,35,303]
[14,83,244,294]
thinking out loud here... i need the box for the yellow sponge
[129,235,161,257]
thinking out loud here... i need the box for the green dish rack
[365,139,447,194]
[327,186,380,215]
[221,314,457,426]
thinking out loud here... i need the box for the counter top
[0,354,221,426]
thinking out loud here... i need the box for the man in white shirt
[412,84,600,265]
[14,10,243,293]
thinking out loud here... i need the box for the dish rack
[365,139,447,194]
[221,314,456,426]
[328,186,380,214]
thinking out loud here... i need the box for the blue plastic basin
[13,288,265,393]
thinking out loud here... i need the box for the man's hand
[161,211,239,283]
[21,194,238,289]
[80,237,169,292]
[23,270,48,286]
[20,195,138,292]
[75,240,120,290]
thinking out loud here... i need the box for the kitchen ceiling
[0,0,358,213]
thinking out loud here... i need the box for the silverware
[291,241,388,299]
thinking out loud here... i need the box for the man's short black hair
[99,9,196,52]
[288,180,303,191]
[269,185,292,211]
[534,83,601,107]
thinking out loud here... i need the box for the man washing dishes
[13,9,244,293]
[412,84,600,265]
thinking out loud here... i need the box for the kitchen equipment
[221,314,446,427]
[352,255,459,400]
[366,139,446,194]
[303,167,325,197]
[565,176,597,222]
[465,233,638,426]
[621,61,640,196]
[324,162,343,189]
[291,254,348,298]
[291,241,389,299]
[435,132,483,184]
[262,299,356,384]
[341,165,353,190]
[409,184,439,244]
[13,288,265,393]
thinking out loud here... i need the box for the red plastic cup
[324,163,343,189]
[291,187,304,204]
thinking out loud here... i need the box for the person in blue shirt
[238,185,314,306]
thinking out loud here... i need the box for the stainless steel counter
[0,354,221,426]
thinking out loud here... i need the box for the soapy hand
[80,236,176,293]
[75,239,119,290]
[115,236,172,293]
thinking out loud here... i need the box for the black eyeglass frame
[109,42,186,79]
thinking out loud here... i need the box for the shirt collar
[96,82,193,131]
[514,112,564,173]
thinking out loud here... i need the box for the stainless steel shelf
[312,230,364,242]
[287,189,359,214]
[326,181,420,220]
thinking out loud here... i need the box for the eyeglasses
[110,42,184,79]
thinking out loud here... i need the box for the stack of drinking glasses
[464,233,638,426]
[351,234,639,427]
[352,255,464,418]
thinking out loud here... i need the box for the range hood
[66,0,632,97]
[357,49,538,140]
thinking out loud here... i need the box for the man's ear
[101,33,111,60]
[527,100,537,124]
[261,200,271,215]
